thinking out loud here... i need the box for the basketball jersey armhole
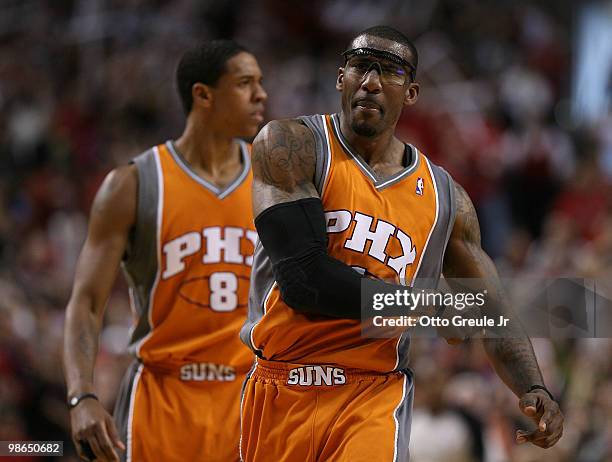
[411,158,458,287]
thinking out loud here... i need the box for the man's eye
[383,66,404,76]
[353,62,371,71]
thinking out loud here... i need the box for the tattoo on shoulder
[252,120,316,192]
[454,181,481,245]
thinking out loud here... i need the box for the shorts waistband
[139,360,176,375]
[139,360,249,381]
[251,358,398,386]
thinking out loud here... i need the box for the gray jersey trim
[330,113,420,191]
[240,242,275,356]
[165,139,250,200]
[396,157,457,371]
[412,158,457,286]
[113,360,143,462]
[392,369,415,462]
[121,148,162,355]
[239,360,259,461]
[297,114,332,196]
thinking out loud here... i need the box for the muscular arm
[443,181,544,396]
[63,164,136,460]
[443,181,563,448]
[63,165,136,398]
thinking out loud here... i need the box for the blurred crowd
[0,1,610,461]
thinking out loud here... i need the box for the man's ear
[336,67,344,92]
[403,82,420,107]
[192,82,213,109]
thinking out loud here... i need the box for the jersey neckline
[329,113,419,191]
[165,140,251,200]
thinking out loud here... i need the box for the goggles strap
[342,47,416,80]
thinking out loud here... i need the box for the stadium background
[0,0,611,460]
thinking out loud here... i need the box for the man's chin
[351,120,378,138]
[236,124,260,139]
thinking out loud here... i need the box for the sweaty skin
[251,32,563,450]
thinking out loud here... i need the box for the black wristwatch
[67,393,99,410]
[527,385,555,402]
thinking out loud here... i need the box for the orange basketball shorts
[240,358,414,462]
[114,360,247,461]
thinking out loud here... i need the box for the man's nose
[254,83,268,102]
[361,63,383,92]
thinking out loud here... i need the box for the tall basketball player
[240,26,563,461]
[64,40,267,462]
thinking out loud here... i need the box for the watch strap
[67,392,99,410]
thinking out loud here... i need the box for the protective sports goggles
[342,47,416,85]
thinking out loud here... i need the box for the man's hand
[70,399,125,461]
[516,390,564,448]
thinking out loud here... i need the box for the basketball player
[240,26,563,461]
[64,40,267,462]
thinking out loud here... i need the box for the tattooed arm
[63,165,135,461]
[251,119,319,215]
[252,119,364,318]
[443,181,563,448]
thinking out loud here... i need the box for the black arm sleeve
[255,198,397,319]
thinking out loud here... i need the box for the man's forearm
[479,281,546,397]
[64,300,101,397]
[479,287,546,397]
[482,336,545,398]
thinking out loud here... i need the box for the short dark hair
[351,25,418,71]
[176,39,248,114]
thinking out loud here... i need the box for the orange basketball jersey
[241,114,456,373]
[123,141,256,373]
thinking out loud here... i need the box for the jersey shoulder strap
[297,114,331,195]
[123,146,160,315]
[412,158,457,287]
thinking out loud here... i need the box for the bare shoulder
[70,164,137,300]
[252,118,316,182]
[450,179,481,246]
[251,118,319,215]
[90,163,137,232]
[443,178,494,278]
[256,118,313,137]
[254,118,315,152]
